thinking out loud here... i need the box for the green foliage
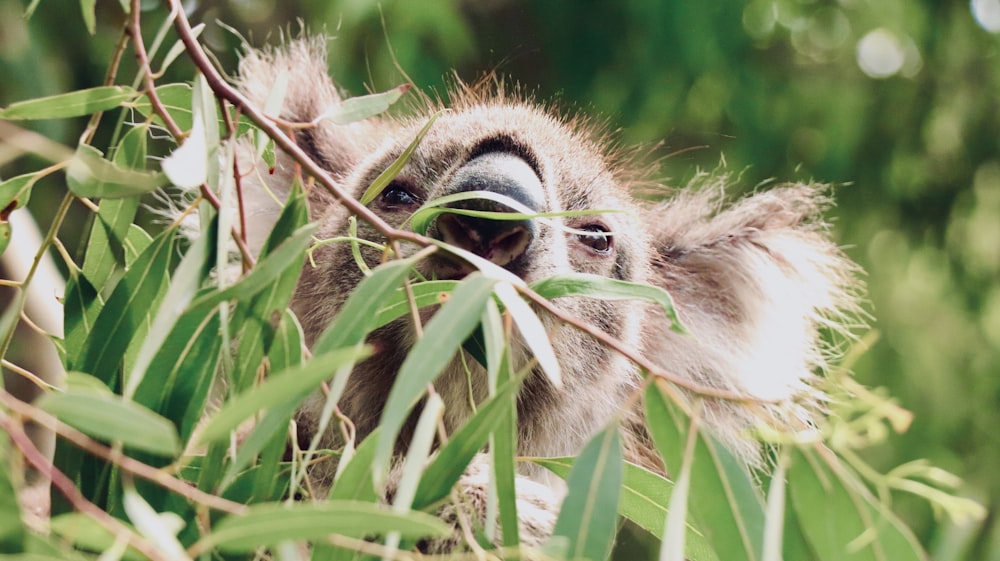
[0,1,989,561]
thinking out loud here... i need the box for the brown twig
[129,0,255,268]
[0,412,171,561]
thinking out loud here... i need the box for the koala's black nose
[435,152,542,268]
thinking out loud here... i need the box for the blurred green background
[2,0,998,558]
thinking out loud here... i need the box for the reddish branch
[0,387,247,516]
[0,412,171,561]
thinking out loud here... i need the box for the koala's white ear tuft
[643,178,865,462]
[234,38,392,255]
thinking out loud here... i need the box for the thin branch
[0,387,247,515]
[0,412,171,561]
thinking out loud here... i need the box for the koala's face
[338,102,652,291]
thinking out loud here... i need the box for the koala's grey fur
[230,37,863,550]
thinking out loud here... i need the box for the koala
[232,37,862,551]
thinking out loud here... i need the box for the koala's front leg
[402,454,560,555]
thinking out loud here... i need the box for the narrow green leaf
[0,172,42,215]
[788,448,924,561]
[531,272,688,334]
[762,455,788,561]
[222,311,305,493]
[0,86,135,120]
[412,376,523,509]
[662,412,697,561]
[0,222,9,255]
[358,111,443,205]
[0,432,26,552]
[532,457,720,561]
[328,429,381,503]
[645,382,765,561]
[125,217,215,398]
[66,144,166,198]
[71,227,174,380]
[79,0,96,34]
[132,305,222,442]
[491,348,520,550]
[49,513,144,560]
[187,222,318,313]
[550,422,623,561]
[315,84,409,126]
[311,255,424,354]
[372,280,459,331]
[494,281,561,387]
[200,501,450,553]
[374,273,499,481]
[232,177,309,390]
[62,273,102,375]
[39,388,181,456]
[81,196,140,289]
[198,346,372,444]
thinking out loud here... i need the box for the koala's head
[238,38,654,459]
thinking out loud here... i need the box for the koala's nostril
[436,212,534,267]
[432,151,542,269]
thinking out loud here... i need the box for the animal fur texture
[230,37,863,550]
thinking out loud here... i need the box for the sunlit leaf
[39,384,181,456]
[645,382,765,561]
[161,116,207,189]
[200,501,450,553]
[0,86,135,120]
[358,111,443,205]
[66,144,165,198]
[373,273,499,483]
[494,281,561,387]
[122,484,190,561]
[198,346,372,444]
[314,84,409,125]
[531,272,688,334]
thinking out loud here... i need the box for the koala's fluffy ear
[235,38,390,253]
[643,179,864,462]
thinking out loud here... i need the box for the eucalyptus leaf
[70,227,174,379]
[549,422,623,561]
[373,273,499,482]
[645,382,765,561]
[198,346,372,444]
[358,111,443,205]
[0,432,25,553]
[314,84,409,125]
[531,272,688,334]
[39,389,181,457]
[66,144,165,198]
[0,86,135,120]
[412,376,522,509]
[201,501,450,553]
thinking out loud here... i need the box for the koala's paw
[417,454,560,556]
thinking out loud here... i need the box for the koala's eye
[577,224,613,253]
[378,180,422,210]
